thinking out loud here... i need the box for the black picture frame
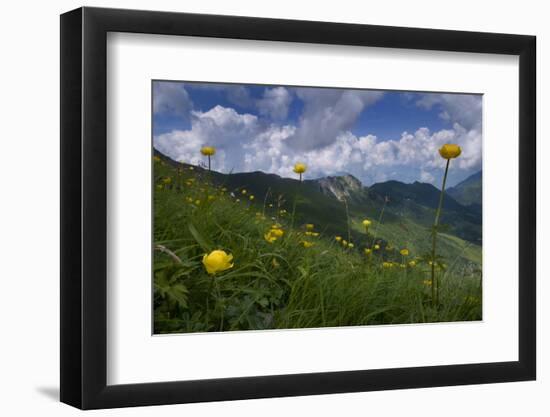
[60,6,536,410]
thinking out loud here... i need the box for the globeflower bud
[202,250,234,275]
[438,144,461,159]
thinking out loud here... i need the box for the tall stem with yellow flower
[199,146,216,206]
[200,146,216,171]
[370,196,389,251]
[362,219,371,234]
[291,162,307,228]
[202,250,234,327]
[431,144,461,307]
[400,248,409,278]
[362,218,372,261]
[294,163,306,182]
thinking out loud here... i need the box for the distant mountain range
[447,171,482,213]
[155,149,482,265]
[311,174,482,244]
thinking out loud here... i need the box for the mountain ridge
[447,170,482,211]
[154,149,482,263]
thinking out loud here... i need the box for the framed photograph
[60,6,536,409]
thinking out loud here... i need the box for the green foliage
[153,156,482,334]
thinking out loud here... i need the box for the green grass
[352,216,482,267]
[153,159,482,334]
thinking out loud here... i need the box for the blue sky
[153,81,482,187]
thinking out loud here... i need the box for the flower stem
[215,280,224,331]
[206,276,215,329]
[291,181,301,229]
[262,187,272,218]
[371,196,388,250]
[208,155,211,171]
[431,158,450,308]
[342,197,351,244]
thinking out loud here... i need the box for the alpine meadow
[152,81,483,334]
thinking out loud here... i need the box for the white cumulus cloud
[415,93,482,131]
[257,87,292,121]
[153,93,482,187]
[288,89,384,150]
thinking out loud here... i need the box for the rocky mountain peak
[313,174,365,201]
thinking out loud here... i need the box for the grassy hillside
[157,152,482,266]
[153,155,482,334]
[349,215,482,268]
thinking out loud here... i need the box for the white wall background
[0,0,545,415]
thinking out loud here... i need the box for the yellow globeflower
[409,260,416,267]
[293,163,307,174]
[431,143,461,307]
[348,243,354,248]
[264,227,284,243]
[241,189,247,195]
[342,240,348,246]
[423,279,433,286]
[162,177,172,184]
[200,146,216,156]
[438,143,462,159]
[382,262,393,268]
[294,162,307,182]
[249,195,255,201]
[264,231,277,243]
[153,156,161,163]
[364,248,372,255]
[400,248,409,256]
[301,241,314,248]
[335,236,342,242]
[362,219,372,228]
[305,223,315,231]
[311,232,320,237]
[202,250,234,275]
[374,244,380,250]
